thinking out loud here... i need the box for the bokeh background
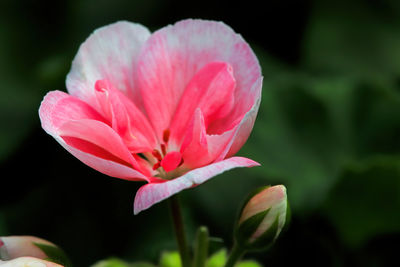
[1,0,400,266]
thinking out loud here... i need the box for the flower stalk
[168,195,191,267]
[224,243,245,267]
[193,226,209,267]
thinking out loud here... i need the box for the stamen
[152,149,162,161]
[152,162,161,170]
[163,129,170,143]
[161,144,167,156]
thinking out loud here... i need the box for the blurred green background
[1,0,399,266]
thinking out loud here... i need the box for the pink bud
[238,185,288,244]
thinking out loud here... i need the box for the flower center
[150,129,184,178]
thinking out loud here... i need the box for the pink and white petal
[180,109,238,169]
[94,79,157,151]
[180,109,210,168]
[58,119,139,168]
[0,257,63,267]
[136,19,261,139]
[39,90,105,135]
[40,90,148,178]
[56,136,149,181]
[224,78,263,158]
[170,62,236,144]
[66,21,151,110]
[133,156,260,214]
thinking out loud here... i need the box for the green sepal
[283,198,291,232]
[246,215,280,251]
[234,209,270,246]
[236,186,271,223]
[33,242,72,267]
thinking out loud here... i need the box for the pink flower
[39,19,262,214]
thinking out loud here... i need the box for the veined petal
[66,21,151,110]
[180,109,238,169]
[39,90,106,134]
[58,119,139,169]
[39,90,149,180]
[170,62,235,144]
[57,136,149,181]
[180,109,209,168]
[136,19,261,140]
[94,79,157,152]
[223,77,263,158]
[133,157,260,214]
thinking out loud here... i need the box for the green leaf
[91,258,131,267]
[206,249,227,267]
[302,0,400,81]
[33,242,72,267]
[236,260,262,267]
[322,156,400,247]
[91,258,155,267]
[160,251,182,267]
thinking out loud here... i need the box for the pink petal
[58,119,140,169]
[66,21,151,110]
[39,91,105,134]
[133,156,260,214]
[57,135,149,181]
[180,109,209,168]
[170,62,236,145]
[160,151,182,172]
[94,79,157,152]
[223,77,263,158]
[180,109,238,169]
[39,90,150,181]
[136,19,261,140]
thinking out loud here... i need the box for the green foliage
[91,258,155,267]
[236,260,262,267]
[91,258,131,267]
[159,251,181,267]
[322,157,400,247]
[33,242,73,267]
[206,249,227,267]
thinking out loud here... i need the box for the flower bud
[235,185,288,250]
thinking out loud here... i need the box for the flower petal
[180,109,238,169]
[56,135,149,181]
[66,21,151,110]
[160,151,182,172]
[136,19,261,139]
[170,61,236,145]
[39,90,105,134]
[224,77,263,158]
[39,90,150,180]
[133,157,260,214]
[94,79,157,152]
[58,119,140,169]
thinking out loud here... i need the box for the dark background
[1,0,400,266]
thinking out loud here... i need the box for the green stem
[168,195,191,267]
[193,226,209,267]
[224,243,245,267]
